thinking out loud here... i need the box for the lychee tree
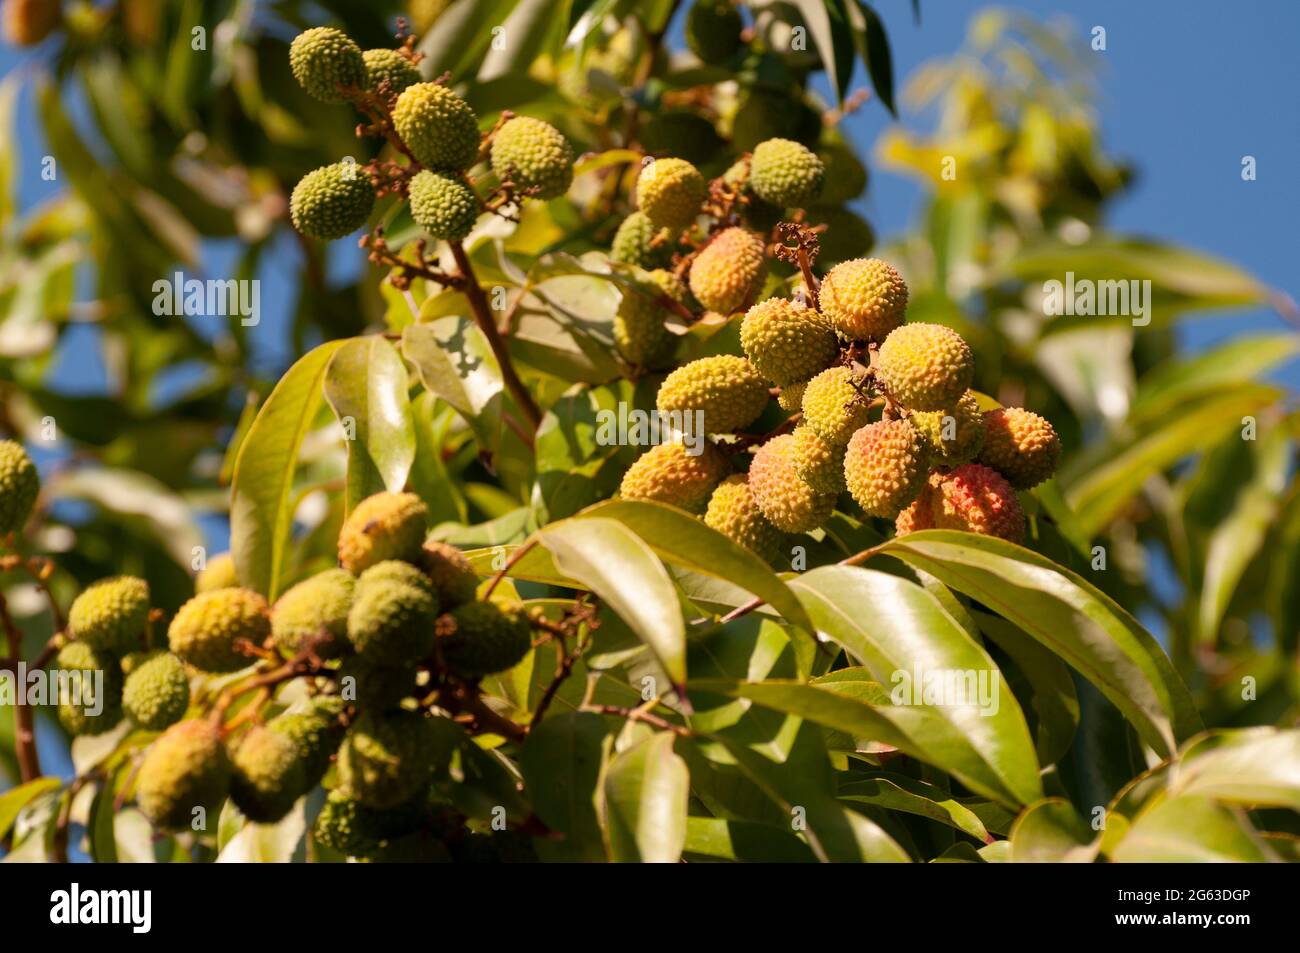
[1,3,1298,864]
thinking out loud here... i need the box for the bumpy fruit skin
[68,575,150,656]
[777,379,807,412]
[910,391,985,469]
[636,157,707,230]
[704,474,784,561]
[55,642,123,736]
[289,27,366,103]
[894,482,936,536]
[346,561,439,665]
[137,719,231,831]
[610,211,675,270]
[740,297,838,386]
[270,702,346,788]
[122,651,189,731]
[843,420,929,518]
[749,434,837,533]
[818,258,908,342]
[196,552,238,592]
[790,426,846,494]
[816,142,868,204]
[392,82,480,171]
[337,654,418,711]
[657,355,770,435]
[876,323,974,411]
[408,169,479,241]
[978,408,1061,489]
[930,464,1025,542]
[168,588,269,673]
[614,269,689,366]
[312,790,386,857]
[685,0,743,63]
[419,541,479,609]
[338,491,429,574]
[801,366,871,447]
[618,441,730,512]
[436,601,532,678]
[229,724,307,824]
[491,116,574,200]
[337,710,442,809]
[749,138,825,208]
[0,440,38,536]
[290,162,375,240]
[271,568,355,659]
[362,48,421,95]
[688,227,766,314]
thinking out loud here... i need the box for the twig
[581,702,691,737]
[719,541,891,624]
[0,591,40,781]
[483,538,537,599]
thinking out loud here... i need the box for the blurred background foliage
[0,0,1296,792]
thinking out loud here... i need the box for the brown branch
[448,240,543,434]
[581,703,691,737]
[483,538,537,600]
[0,590,40,782]
[719,541,891,624]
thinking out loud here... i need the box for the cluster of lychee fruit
[606,147,1060,558]
[285,25,574,245]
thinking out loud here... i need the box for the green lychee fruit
[610,211,675,270]
[740,297,838,386]
[636,157,707,230]
[0,439,38,536]
[168,588,269,674]
[614,268,690,366]
[228,724,306,824]
[789,426,846,494]
[435,600,532,678]
[337,710,444,809]
[289,27,366,103]
[136,719,231,831]
[269,699,347,788]
[122,651,190,731]
[801,365,872,447]
[811,206,876,266]
[685,0,743,64]
[816,141,869,204]
[271,568,355,659]
[337,491,429,575]
[749,138,825,208]
[67,575,150,656]
[491,116,574,200]
[910,391,985,469]
[656,355,770,435]
[362,48,421,95]
[419,540,479,609]
[290,162,375,240]
[337,654,419,711]
[408,169,479,242]
[346,560,439,665]
[55,641,123,736]
[392,82,481,171]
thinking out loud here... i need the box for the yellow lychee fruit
[136,719,231,831]
[910,391,985,469]
[289,26,366,103]
[748,433,836,533]
[748,138,825,208]
[67,575,150,656]
[789,426,845,494]
[703,474,785,561]
[392,82,481,171]
[930,464,1025,542]
[490,116,574,200]
[801,365,871,446]
[168,588,269,673]
[977,408,1062,489]
[688,227,766,314]
[656,355,770,435]
[0,439,38,536]
[636,157,707,230]
[843,419,929,518]
[740,297,838,386]
[618,440,730,513]
[337,491,429,574]
[777,379,807,412]
[614,268,690,366]
[196,552,238,592]
[876,323,974,411]
[817,258,908,342]
[271,568,355,659]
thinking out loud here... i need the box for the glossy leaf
[601,732,689,863]
[1110,796,1278,863]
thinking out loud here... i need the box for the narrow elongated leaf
[788,565,1043,806]
[537,518,686,688]
[1133,334,1300,420]
[1110,796,1277,863]
[0,777,60,842]
[578,499,813,632]
[601,732,689,863]
[230,340,345,598]
[1172,728,1300,811]
[683,817,817,862]
[323,337,416,512]
[853,2,897,115]
[877,532,1201,757]
[791,0,857,106]
[839,774,991,842]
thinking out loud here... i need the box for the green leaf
[578,499,814,633]
[839,773,991,842]
[1133,334,1300,422]
[1008,798,1097,862]
[849,2,897,116]
[519,712,609,862]
[683,816,817,862]
[230,340,346,598]
[88,779,118,864]
[1171,728,1300,811]
[418,0,526,82]
[601,732,690,862]
[877,531,1202,758]
[1110,796,1277,863]
[323,337,416,512]
[791,0,857,106]
[788,564,1043,806]
[402,320,504,448]
[536,518,687,689]
[0,777,60,842]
